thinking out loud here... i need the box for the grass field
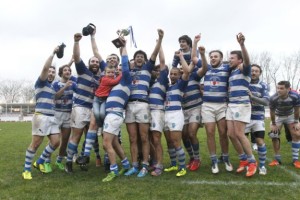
[0,121,300,200]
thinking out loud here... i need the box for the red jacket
[95,74,122,97]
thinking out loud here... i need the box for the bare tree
[20,80,35,103]
[0,80,23,103]
[281,51,300,91]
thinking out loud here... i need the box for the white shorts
[165,110,184,131]
[226,103,251,123]
[125,101,150,123]
[32,114,60,136]
[245,120,265,133]
[71,107,92,129]
[54,111,71,129]
[150,110,165,132]
[103,113,124,136]
[275,114,294,127]
[201,102,227,123]
[183,106,201,125]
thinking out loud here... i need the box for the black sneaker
[65,161,73,173]
[76,155,90,165]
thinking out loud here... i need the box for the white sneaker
[211,162,219,174]
[72,154,78,163]
[259,166,267,175]
[224,161,233,172]
[252,143,258,151]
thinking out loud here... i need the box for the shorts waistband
[129,98,148,103]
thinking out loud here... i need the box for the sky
[1,0,300,82]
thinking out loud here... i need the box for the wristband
[271,122,276,125]
[294,119,299,123]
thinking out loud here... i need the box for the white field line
[265,158,300,181]
[182,180,300,187]
[182,157,300,187]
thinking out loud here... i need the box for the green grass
[0,121,300,200]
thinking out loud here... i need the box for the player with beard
[22,47,61,180]
[65,32,102,173]
[192,41,233,174]
[245,64,269,175]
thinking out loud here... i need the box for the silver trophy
[112,28,130,48]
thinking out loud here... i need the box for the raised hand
[175,50,183,58]
[157,29,164,39]
[194,34,201,43]
[74,33,82,42]
[236,32,245,45]
[198,46,205,55]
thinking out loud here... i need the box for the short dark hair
[230,50,243,60]
[209,50,223,59]
[133,50,148,61]
[251,64,262,74]
[50,66,56,70]
[109,53,120,62]
[58,65,71,77]
[278,81,291,89]
[178,35,192,48]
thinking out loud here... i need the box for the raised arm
[40,47,59,81]
[90,28,104,63]
[158,43,166,70]
[73,33,82,64]
[192,34,201,65]
[197,46,208,77]
[176,51,190,81]
[237,32,250,71]
[149,29,164,62]
[55,80,73,99]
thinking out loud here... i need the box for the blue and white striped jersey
[228,65,251,104]
[165,79,188,111]
[52,80,77,112]
[269,90,300,116]
[105,55,132,115]
[182,71,202,110]
[149,68,169,111]
[73,60,100,108]
[34,78,55,116]
[203,64,230,103]
[129,60,155,101]
[249,81,269,120]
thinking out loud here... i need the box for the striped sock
[56,155,64,163]
[291,141,300,162]
[239,153,247,161]
[110,164,119,175]
[66,142,78,162]
[222,153,229,163]
[183,139,194,159]
[37,144,55,164]
[24,149,36,171]
[167,148,177,166]
[247,154,256,163]
[132,162,139,169]
[210,154,218,164]
[275,154,281,163]
[192,143,200,160]
[257,144,267,167]
[175,147,186,170]
[84,130,97,156]
[121,157,130,169]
